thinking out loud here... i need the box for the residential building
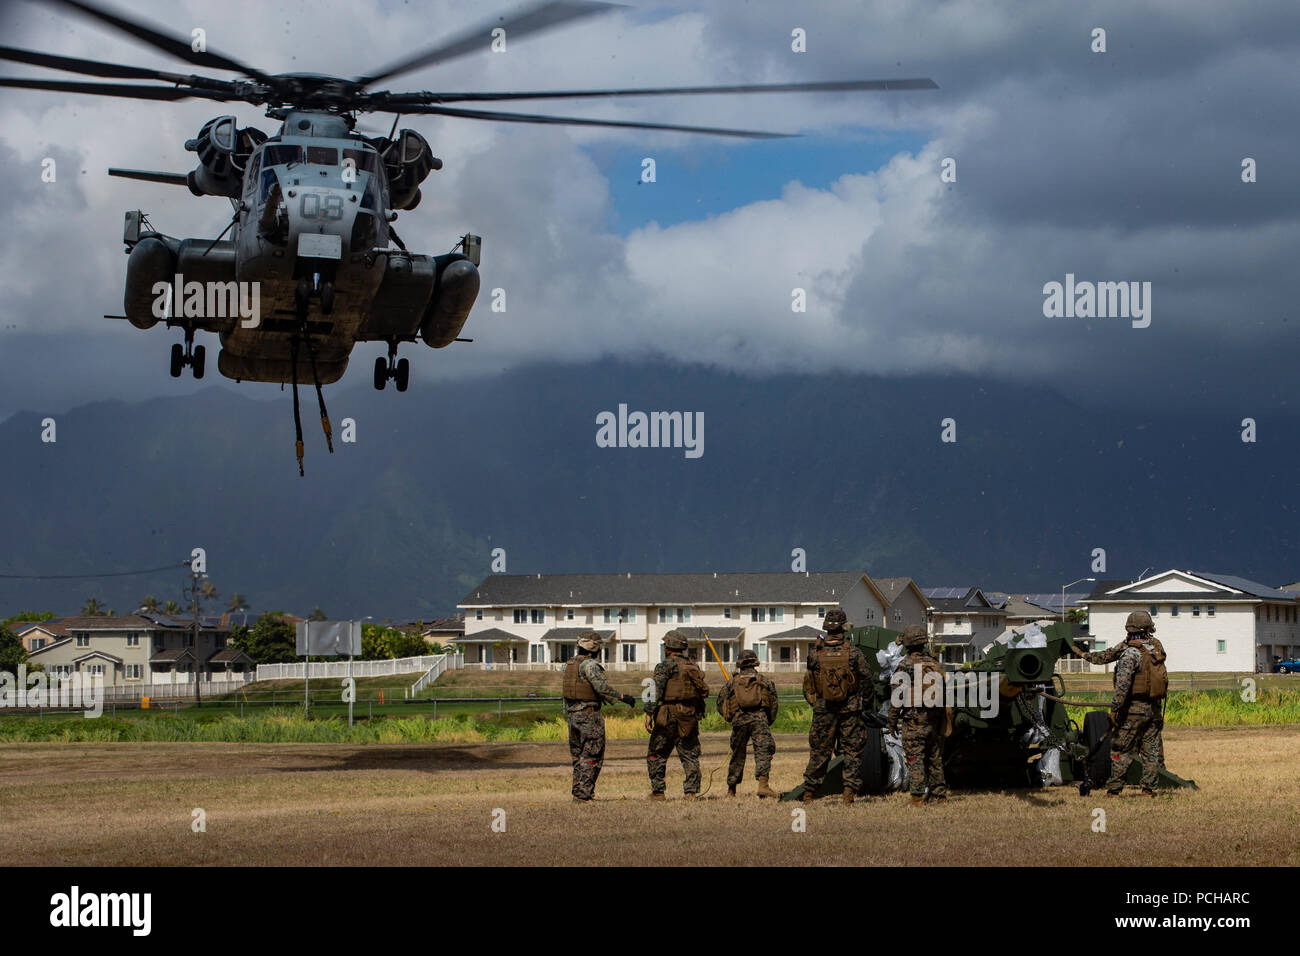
[455,571,928,669]
[1082,570,1300,672]
[11,619,69,654]
[922,587,1008,663]
[26,612,253,689]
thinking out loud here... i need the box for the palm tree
[80,597,107,616]
[139,595,160,613]
[162,600,182,616]
[309,606,328,621]
[226,592,249,613]
[199,579,219,602]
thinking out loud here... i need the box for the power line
[0,562,187,581]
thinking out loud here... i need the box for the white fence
[410,653,464,694]
[98,675,254,701]
[256,654,448,681]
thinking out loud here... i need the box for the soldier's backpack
[814,641,858,703]
[719,687,738,723]
[1130,641,1168,700]
[733,671,764,709]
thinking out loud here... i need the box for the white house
[455,571,929,669]
[922,587,1008,663]
[1082,570,1300,672]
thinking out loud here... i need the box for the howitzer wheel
[1083,710,1111,785]
[859,726,886,795]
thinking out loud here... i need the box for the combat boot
[1141,788,1158,798]
[1105,790,1122,798]
[684,792,697,801]
[649,792,666,801]
[726,785,737,797]
[842,787,855,806]
[755,777,777,798]
[929,794,947,804]
[909,794,925,806]
[801,788,816,804]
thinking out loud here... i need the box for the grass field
[0,725,1296,866]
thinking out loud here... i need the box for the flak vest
[563,657,599,702]
[664,657,704,702]
[1118,642,1168,700]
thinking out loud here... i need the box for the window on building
[1216,640,1226,654]
[88,664,105,675]
[893,608,902,622]
[566,609,574,621]
[769,608,783,622]
[126,632,139,646]
[1171,605,1179,617]
[779,646,791,662]
[33,638,46,650]
[751,608,766,623]
[677,608,691,623]
[125,664,142,680]
[1192,605,1200,617]
[1095,640,1107,651]
[954,616,963,627]
[622,644,637,663]
[1149,605,1158,616]
[514,609,528,624]
[620,608,636,623]
[1207,605,1216,617]
[475,609,483,620]
[817,607,826,618]
[531,609,545,624]
[76,634,89,647]
[723,608,732,619]
[530,645,543,663]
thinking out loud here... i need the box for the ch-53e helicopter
[2,0,937,473]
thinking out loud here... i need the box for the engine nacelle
[184,115,267,198]
[420,254,480,348]
[373,129,440,211]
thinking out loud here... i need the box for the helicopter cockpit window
[341,149,379,173]
[262,144,301,167]
[306,146,337,165]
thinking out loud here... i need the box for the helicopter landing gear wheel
[192,344,206,380]
[169,343,184,378]
[373,356,387,390]
[295,276,312,313]
[320,281,334,316]
[374,341,409,392]
[395,357,410,392]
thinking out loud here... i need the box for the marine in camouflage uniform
[1071,632,1166,768]
[645,631,710,798]
[1105,611,1165,796]
[802,609,875,805]
[888,625,948,805]
[564,632,638,801]
[716,649,778,797]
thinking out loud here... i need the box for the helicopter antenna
[387,112,401,141]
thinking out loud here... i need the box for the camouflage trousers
[896,710,946,797]
[804,707,867,792]
[647,715,702,794]
[727,710,775,787]
[567,708,606,800]
[1107,700,1160,791]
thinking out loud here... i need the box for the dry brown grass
[0,726,1295,866]
[432,667,808,695]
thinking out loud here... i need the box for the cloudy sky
[0,0,1296,419]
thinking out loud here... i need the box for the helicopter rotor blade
[0,76,234,100]
[45,0,278,85]
[108,168,191,186]
[397,77,940,104]
[392,103,791,138]
[355,0,621,89]
[0,45,240,93]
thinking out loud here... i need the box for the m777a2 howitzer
[780,622,1197,800]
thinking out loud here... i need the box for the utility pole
[184,566,204,708]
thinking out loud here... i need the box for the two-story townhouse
[1083,571,1300,672]
[922,587,1008,663]
[456,571,929,669]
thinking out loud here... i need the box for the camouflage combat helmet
[663,630,688,650]
[576,631,603,653]
[823,609,848,632]
[900,624,929,648]
[737,649,759,668]
[1124,610,1156,635]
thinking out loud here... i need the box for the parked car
[1274,658,1300,674]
